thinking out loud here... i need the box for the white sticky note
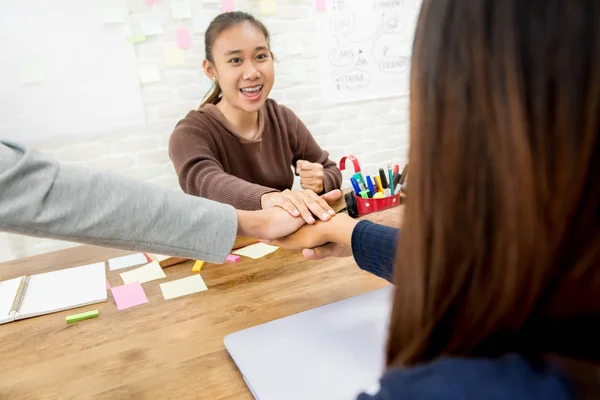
[103,7,125,24]
[233,243,279,259]
[170,0,192,19]
[159,274,207,300]
[120,261,166,284]
[138,64,160,83]
[108,253,149,271]
[192,14,211,34]
[21,61,46,84]
[140,17,164,35]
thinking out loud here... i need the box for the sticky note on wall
[103,8,125,24]
[260,0,277,15]
[165,47,185,66]
[138,64,161,83]
[176,28,191,49]
[21,61,46,84]
[315,0,326,12]
[140,17,164,35]
[221,0,234,12]
[171,0,192,19]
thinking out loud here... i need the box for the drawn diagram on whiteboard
[317,0,420,103]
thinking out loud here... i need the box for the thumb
[303,244,334,260]
[321,189,342,202]
[296,159,307,174]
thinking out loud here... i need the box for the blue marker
[350,177,361,195]
[366,176,376,197]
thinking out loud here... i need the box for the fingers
[296,160,306,174]
[270,194,300,218]
[297,190,335,221]
[282,190,315,224]
[303,246,330,260]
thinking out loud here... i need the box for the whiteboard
[317,0,421,104]
[0,0,145,142]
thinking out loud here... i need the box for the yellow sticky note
[192,260,204,272]
[21,61,46,84]
[120,261,166,285]
[232,243,279,259]
[165,47,185,66]
[160,275,207,300]
[126,34,146,43]
[259,0,277,15]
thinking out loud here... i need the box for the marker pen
[366,176,376,197]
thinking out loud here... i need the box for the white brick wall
[0,0,412,263]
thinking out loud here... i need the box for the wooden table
[0,207,402,400]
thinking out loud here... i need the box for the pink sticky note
[147,0,161,3]
[226,254,240,262]
[106,280,111,289]
[110,282,149,310]
[315,0,326,12]
[176,28,191,49]
[221,0,234,12]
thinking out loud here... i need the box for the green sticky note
[125,34,146,43]
[66,310,99,324]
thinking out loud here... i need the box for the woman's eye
[257,54,269,60]
[229,57,242,64]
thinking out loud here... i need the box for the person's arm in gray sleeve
[0,140,309,264]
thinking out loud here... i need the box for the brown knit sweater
[168,99,342,211]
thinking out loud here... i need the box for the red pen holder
[354,192,401,216]
[339,155,404,218]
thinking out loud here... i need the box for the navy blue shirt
[349,220,574,400]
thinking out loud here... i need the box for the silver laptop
[224,285,394,400]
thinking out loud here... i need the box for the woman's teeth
[240,85,263,93]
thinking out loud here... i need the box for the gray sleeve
[0,140,238,264]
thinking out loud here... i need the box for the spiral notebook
[0,262,107,325]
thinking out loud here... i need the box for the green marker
[66,310,99,324]
[359,190,370,199]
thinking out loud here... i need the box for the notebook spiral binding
[10,275,31,314]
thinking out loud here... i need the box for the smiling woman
[168,12,342,225]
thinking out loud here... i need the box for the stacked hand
[261,189,341,224]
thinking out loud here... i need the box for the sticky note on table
[221,0,234,12]
[120,261,166,285]
[110,282,149,310]
[160,275,207,300]
[109,253,149,271]
[176,28,191,49]
[140,17,164,35]
[21,62,46,84]
[171,0,192,19]
[233,243,279,259]
[66,310,99,324]
[260,0,277,15]
[138,64,161,83]
[315,0,326,12]
[225,254,240,262]
[165,47,185,66]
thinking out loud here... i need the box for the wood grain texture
[0,206,402,400]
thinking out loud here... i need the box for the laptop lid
[224,285,394,400]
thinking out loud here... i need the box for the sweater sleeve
[0,140,237,263]
[351,220,399,282]
[283,106,342,193]
[169,119,278,211]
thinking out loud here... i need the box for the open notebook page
[0,277,22,325]
[17,262,107,320]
